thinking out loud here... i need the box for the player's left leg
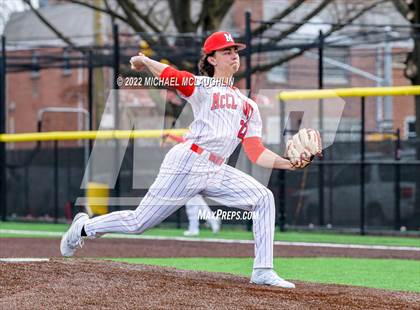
[202,164,274,268]
[202,164,294,288]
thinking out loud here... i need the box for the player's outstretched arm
[130,53,168,77]
[130,53,195,97]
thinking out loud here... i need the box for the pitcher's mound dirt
[0,259,419,310]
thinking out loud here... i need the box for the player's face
[212,47,240,75]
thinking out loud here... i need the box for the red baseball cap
[203,31,246,55]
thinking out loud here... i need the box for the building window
[63,49,71,76]
[405,116,416,140]
[266,52,288,83]
[31,51,40,79]
[323,48,349,85]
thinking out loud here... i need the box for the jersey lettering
[211,92,237,111]
[237,101,254,140]
[179,76,262,157]
[220,94,226,109]
[211,92,220,110]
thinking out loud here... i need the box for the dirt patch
[0,259,418,310]
[1,237,419,260]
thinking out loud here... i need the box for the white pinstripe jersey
[178,76,262,158]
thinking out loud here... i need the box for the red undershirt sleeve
[159,66,195,97]
[242,136,266,163]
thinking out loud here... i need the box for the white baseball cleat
[60,213,89,257]
[250,269,296,289]
[211,218,221,234]
[183,230,199,236]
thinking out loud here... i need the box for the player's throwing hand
[130,52,148,71]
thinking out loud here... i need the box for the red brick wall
[229,1,415,139]
[5,2,416,150]
[6,48,88,149]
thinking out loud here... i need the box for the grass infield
[1,221,419,247]
[109,257,420,293]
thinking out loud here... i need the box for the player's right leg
[60,176,195,257]
[61,145,207,256]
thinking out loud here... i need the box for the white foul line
[0,258,50,262]
[1,229,419,252]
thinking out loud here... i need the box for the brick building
[231,0,416,141]
[3,0,416,152]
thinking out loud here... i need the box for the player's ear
[207,55,217,66]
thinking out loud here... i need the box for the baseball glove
[285,128,323,168]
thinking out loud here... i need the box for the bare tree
[22,0,387,73]
[392,0,420,227]
[22,0,81,51]
[21,0,420,227]
[392,0,420,130]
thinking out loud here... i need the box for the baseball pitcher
[60,31,322,288]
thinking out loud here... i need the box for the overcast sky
[1,0,39,34]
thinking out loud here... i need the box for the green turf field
[2,221,419,293]
[109,257,420,293]
[1,221,419,247]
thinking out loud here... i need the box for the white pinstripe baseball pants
[84,142,275,268]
